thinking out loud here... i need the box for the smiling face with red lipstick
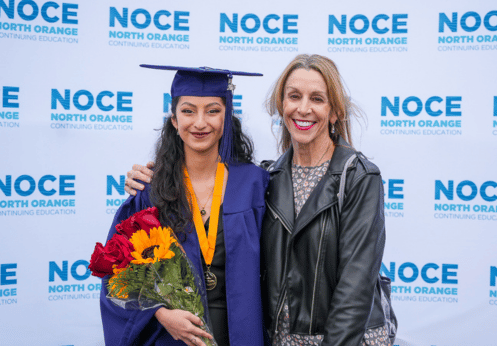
[282,68,336,165]
[172,96,225,157]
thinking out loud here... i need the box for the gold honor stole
[184,162,225,290]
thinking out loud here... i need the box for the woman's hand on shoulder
[155,307,213,346]
[124,161,155,196]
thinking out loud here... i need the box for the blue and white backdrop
[1,0,496,345]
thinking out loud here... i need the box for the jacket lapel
[266,149,295,232]
[291,172,339,238]
[268,138,358,238]
[292,139,357,238]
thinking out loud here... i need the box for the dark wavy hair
[150,97,254,239]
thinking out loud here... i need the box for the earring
[331,122,336,134]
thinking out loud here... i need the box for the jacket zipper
[273,288,287,334]
[266,202,292,334]
[308,213,327,334]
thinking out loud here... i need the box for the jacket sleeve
[322,170,386,346]
[100,185,164,346]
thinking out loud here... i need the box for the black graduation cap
[140,65,263,163]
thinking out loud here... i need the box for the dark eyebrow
[179,102,197,108]
[206,102,223,107]
[179,102,222,108]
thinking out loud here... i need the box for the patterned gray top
[292,160,331,217]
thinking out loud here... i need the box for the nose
[193,111,207,129]
[297,97,311,116]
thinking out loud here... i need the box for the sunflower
[130,227,177,264]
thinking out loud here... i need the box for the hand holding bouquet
[89,207,217,346]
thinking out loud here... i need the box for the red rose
[89,234,134,278]
[115,207,161,239]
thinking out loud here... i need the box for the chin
[189,143,219,155]
[291,134,316,147]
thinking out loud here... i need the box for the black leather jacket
[261,138,386,346]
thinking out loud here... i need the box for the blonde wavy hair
[266,54,359,153]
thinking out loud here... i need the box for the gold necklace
[314,141,332,167]
[189,159,221,216]
[294,141,332,167]
[197,185,215,216]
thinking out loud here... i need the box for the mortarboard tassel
[219,76,235,163]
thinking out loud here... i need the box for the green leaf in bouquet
[161,261,183,287]
[157,282,174,296]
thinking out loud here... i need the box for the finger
[132,163,154,181]
[125,177,144,191]
[140,167,154,181]
[185,336,206,346]
[181,336,194,346]
[124,185,136,196]
[127,169,152,183]
[194,337,207,346]
[186,320,213,341]
[137,172,151,184]
[193,328,213,341]
[185,313,203,327]
[131,164,144,171]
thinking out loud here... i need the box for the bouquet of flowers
[89,207,216,346]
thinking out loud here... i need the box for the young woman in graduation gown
[100,66,269,346]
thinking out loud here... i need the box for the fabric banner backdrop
[1,0,496,345]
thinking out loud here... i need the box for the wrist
[154,306,169,319]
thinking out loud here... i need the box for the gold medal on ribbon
[204,270,218,291]
[184,163,225,291]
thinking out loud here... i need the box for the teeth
[295,120,314,127]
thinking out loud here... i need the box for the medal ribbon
[184,162,225,266]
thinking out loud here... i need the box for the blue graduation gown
[100,163,269,346]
